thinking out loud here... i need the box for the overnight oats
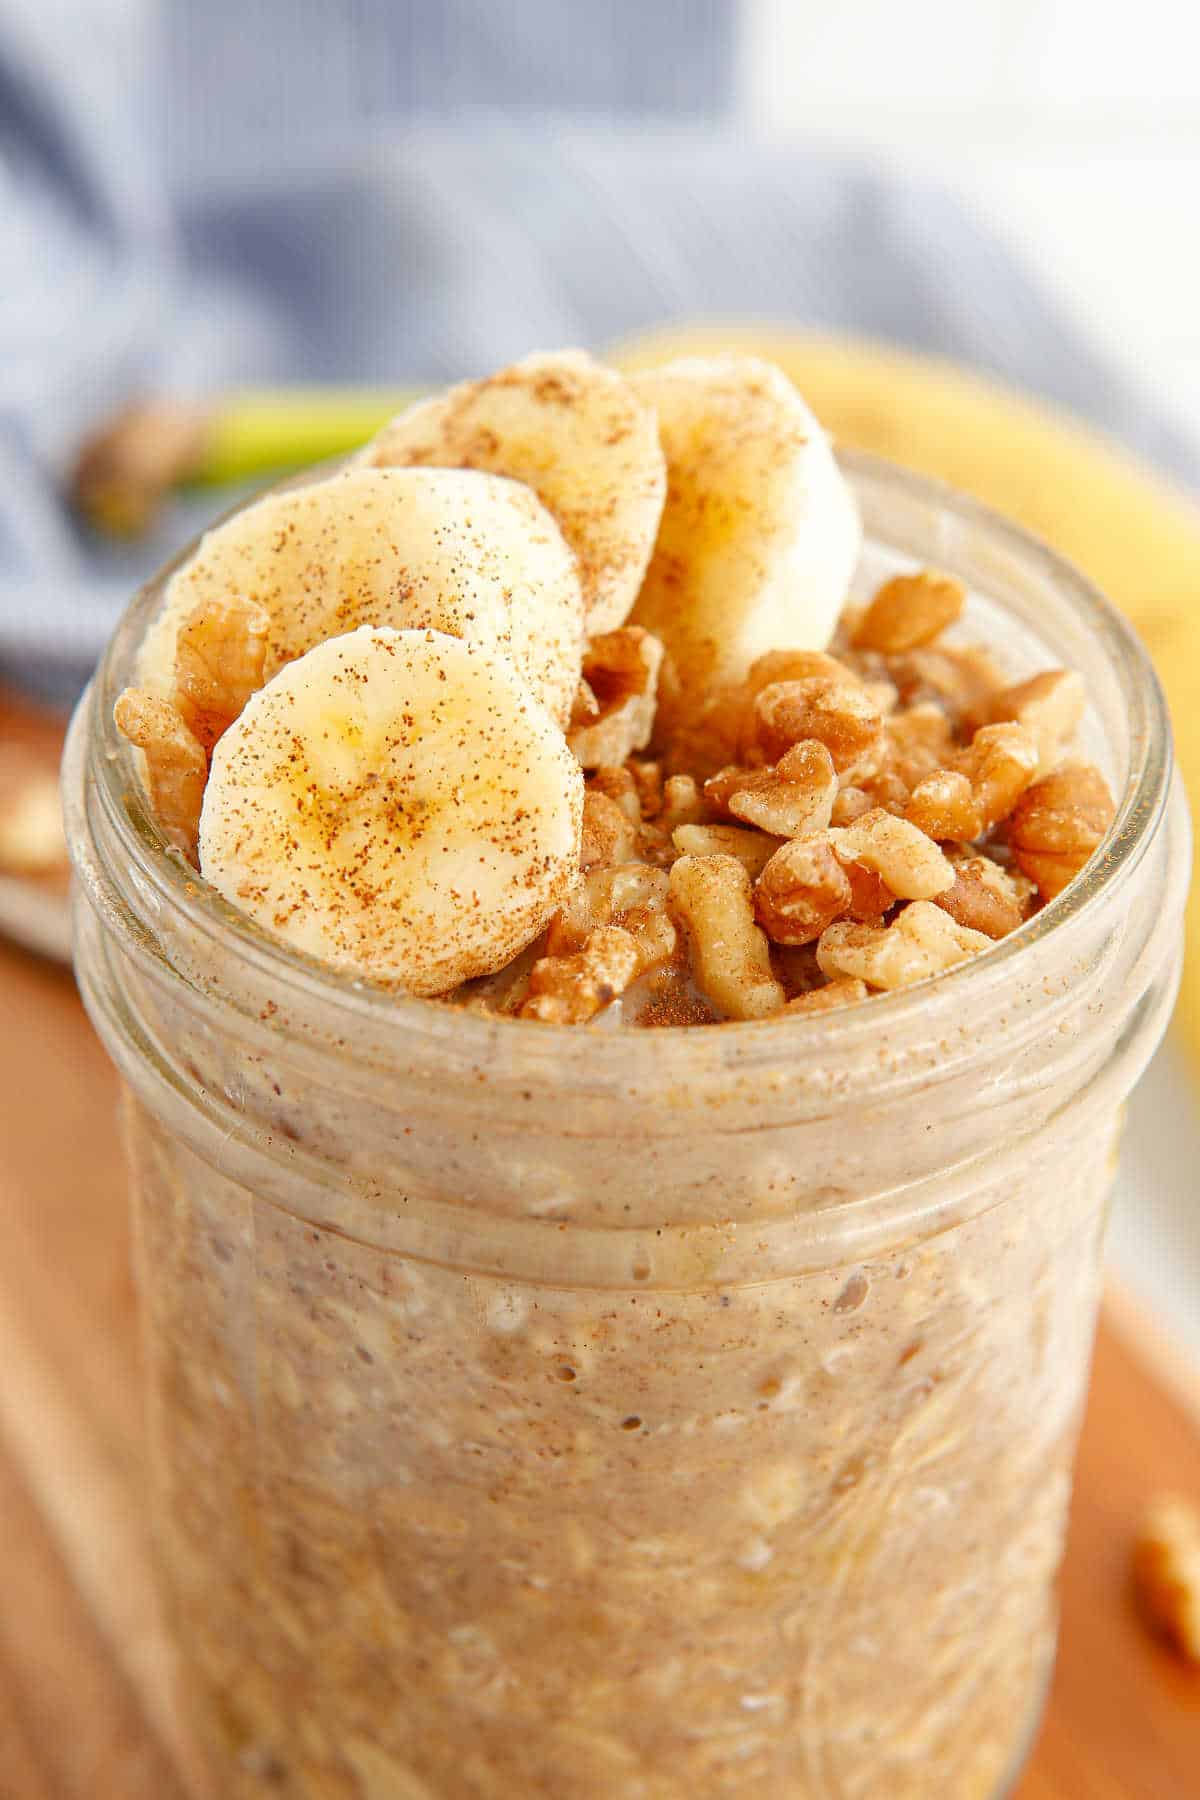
[64,352,1189,1798]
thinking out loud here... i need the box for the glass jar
[64,454,1189,1800]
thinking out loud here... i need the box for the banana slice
[140,466,584,725]
[363,350,667,634]
[629,356,861,726]
[199,627,583,993]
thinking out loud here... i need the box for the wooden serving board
[1,935,1198,1798]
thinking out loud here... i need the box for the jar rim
[75,448,1175,1085]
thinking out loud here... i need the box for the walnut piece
[817,901,992,991]
[1133,1495,1200,1662]
[568,628,663,769]
[521,926,642,1024]
[851,569,965,654]
[705,741,838,839]
[755,837,852,947]
[829,808,954,902]
[932,854,1028,940]
[174,596,270,751]
[587,765,642,823]
[114,688,207,860]
[970,669,1085,774]
[750,676,884,778]
[1007,763,1116,900]
[669,854,785,1020]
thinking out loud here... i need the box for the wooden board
[0,934,1198,1797]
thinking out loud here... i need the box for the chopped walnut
[754,837,852,947]
[960,723,1040,833]
[568,627,664,769]
[906,721,1039,843]
[669,854,785,1020]
[785,978,870,1014]
[817,902,992,991]
[971,669,1087,776]
[173,596,270,751]
[843,859,895,923]
[587,765,642,824]
[750,676,885,780]
[851,569,965,654]
[932,854,1028,940]
[905,770,981,841]
[520,926,642,1024]
[1007,763,1116,900]
[580,791,637,871]
[736,648,852,758]
[705,741,838,839]
[672,823,780,879]
[547,864,672,956]
[1133,1495,1200,1662]
[829,809,954,902]
[113,688,207,860]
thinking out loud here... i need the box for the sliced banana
[363,350,667,634]
[199,627,583,994]
[140,466,584,725]
[629,355,861,726]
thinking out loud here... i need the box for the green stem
[193,387,423,486]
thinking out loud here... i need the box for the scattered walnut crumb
[1133,1495,1200,1662]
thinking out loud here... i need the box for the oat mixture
[94,350,1152,1800]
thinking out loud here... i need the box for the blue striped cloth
[2,0,1196,701]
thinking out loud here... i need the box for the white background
[741,0,1200,1357]
[740,0,1200,441]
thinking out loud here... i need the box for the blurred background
[1,0,1198,1347]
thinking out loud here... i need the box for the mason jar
[63,453,1190,1799]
